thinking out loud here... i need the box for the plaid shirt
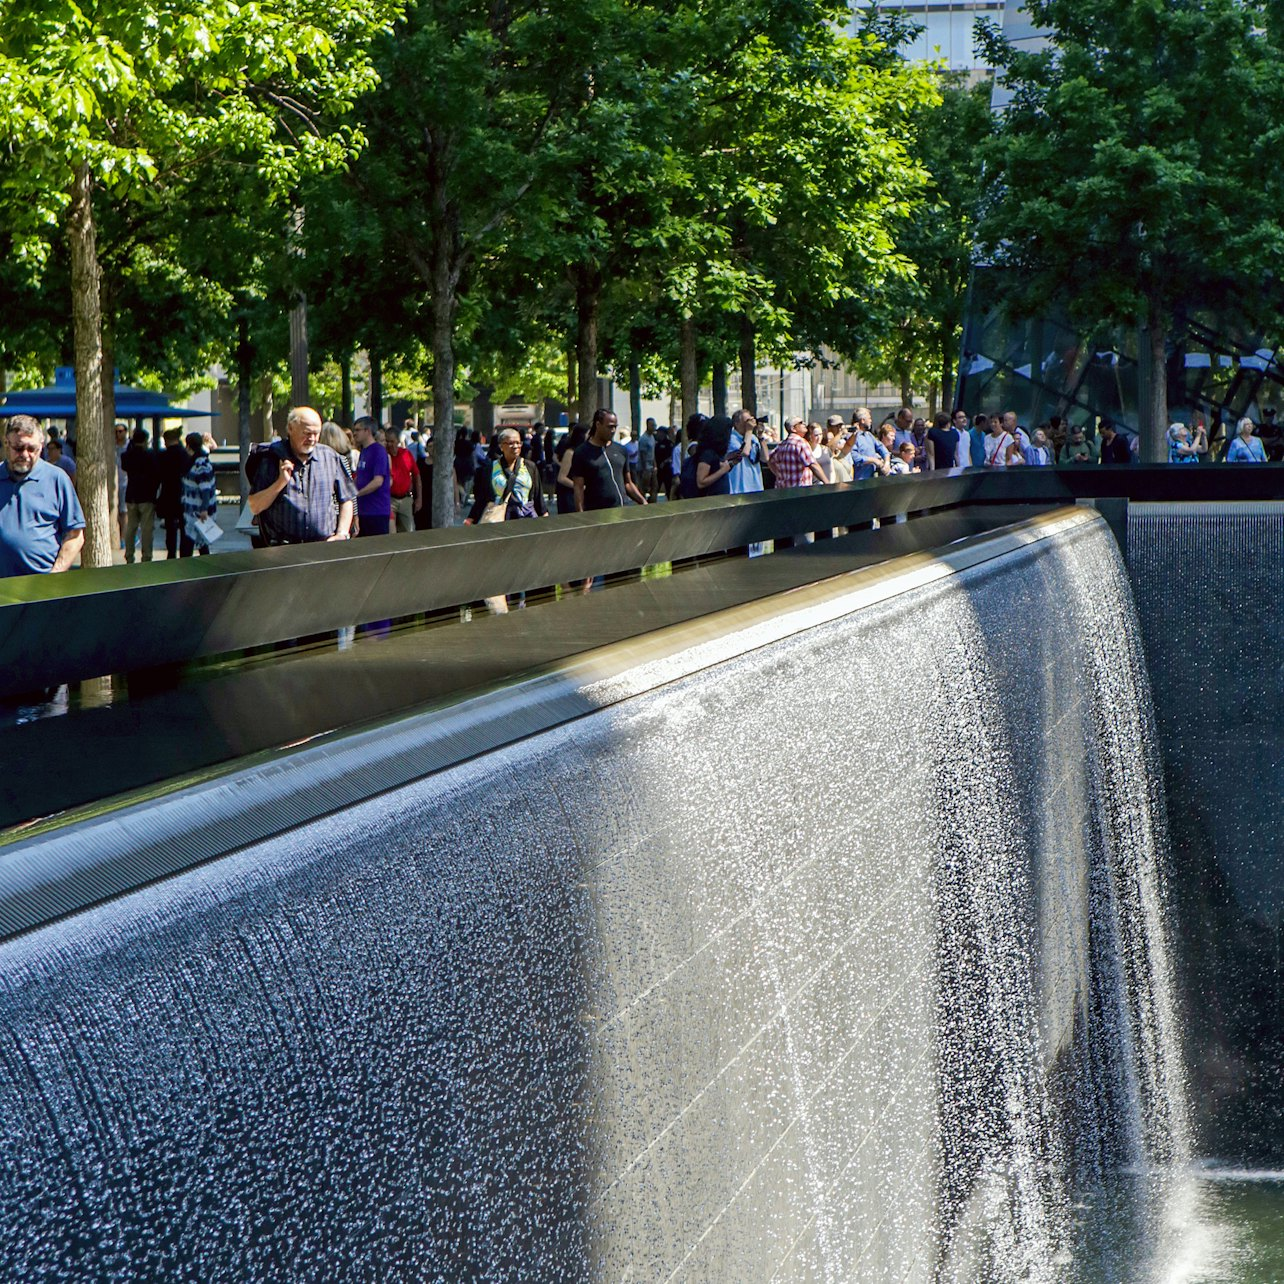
[771,433,818,488]
[251,442,357,544]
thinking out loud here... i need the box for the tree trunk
[288,205,309,406]
[628,357,643,435]
[290,299,309,406]
[67,163,113,570]
[573,265,601,426]
[711,362,727,417]
[429,245,458,529]
[237,314,252,505]
[1142,300,1168,463]
[258,375,275,442]
[369,351,383,426]
[941,328,955,413]
[738,316,757,416]
[680,312,698,441]
[899,366,913,411]
[340,354,352,428]
[101,277,118,463]
[566,344,577,423]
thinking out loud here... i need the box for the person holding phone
[695,415,737,496]
[727,409,769,494]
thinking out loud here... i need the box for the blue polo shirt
[0,459,85,577]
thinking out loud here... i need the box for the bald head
[286,406,322,458]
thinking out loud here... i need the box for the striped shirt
[771,434,818,488]
[181,454,217,521]
[181,453,218,546]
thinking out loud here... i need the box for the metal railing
[0,465,1280,698]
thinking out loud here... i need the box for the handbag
[478,463,522,523]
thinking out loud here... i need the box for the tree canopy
[976,0,1284,457]
[0,0,397,562]
[0,0,968,539]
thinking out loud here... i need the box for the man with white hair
[0,414,85,576]
[248,405,356,544]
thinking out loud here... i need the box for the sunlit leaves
[977,0,1284,335]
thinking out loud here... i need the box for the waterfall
[925,516,1192,1282]
[0,508,1194,1281]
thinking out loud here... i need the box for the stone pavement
[108,502,255,565]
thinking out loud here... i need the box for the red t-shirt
[388,446,417,498]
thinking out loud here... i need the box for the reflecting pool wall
[0,513,1188,1281]
[1130,501,1284,1165]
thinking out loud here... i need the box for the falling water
[0,509,1194,1280]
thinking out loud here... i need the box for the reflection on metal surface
[0,507,1084,938]
[0,506,1056,832]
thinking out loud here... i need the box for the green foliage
[0,0,393,228]
[0,0,954,440]
[845,74,994,404]
[976,0,1284,333]
[0,0,399,383]
[512,0,939,402]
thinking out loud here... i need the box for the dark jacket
[121,444,161,504]
[155,443,191,518]
[1100,433,1132,465]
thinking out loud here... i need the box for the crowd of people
[473,404,1278,521]
[246,412,426,547]
[112,423,222,560]
[615,406,1284,488]
[3,396,1282,584]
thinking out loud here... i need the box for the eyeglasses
[7,443,41,454]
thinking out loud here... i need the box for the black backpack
[244,440,279,482]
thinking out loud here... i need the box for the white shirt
[984,432,1014,467]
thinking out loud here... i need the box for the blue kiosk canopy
[0,367,215,420]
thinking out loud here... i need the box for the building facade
[852,1,1009,73]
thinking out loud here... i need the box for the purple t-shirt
[355,442,392,518]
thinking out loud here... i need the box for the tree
[646,1,937,422]
[976,0,1284,459]
[338,0,601,526]
[0,0,396,565]
[845,75,993,412]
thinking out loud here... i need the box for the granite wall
[1130,501,1284,1165]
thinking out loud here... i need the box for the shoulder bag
[479,463,522,524]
